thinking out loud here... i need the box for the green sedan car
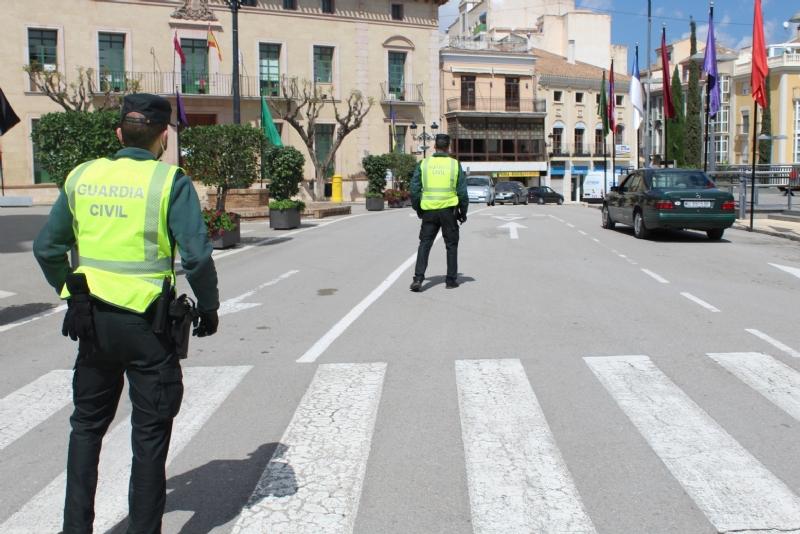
[601,168,736,240]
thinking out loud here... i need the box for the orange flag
[751,0,768,109]
[207,27,222,61]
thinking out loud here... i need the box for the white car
[467,176,495,206]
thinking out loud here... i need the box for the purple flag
[175,89,188,126]
[701,10,721,118]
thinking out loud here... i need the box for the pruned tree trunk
[24,63,141,113]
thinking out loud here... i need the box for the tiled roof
[531,47,630,82]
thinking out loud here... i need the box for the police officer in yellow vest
[33,94,220,534]
[409,133,469,291]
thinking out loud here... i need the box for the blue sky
[438,0,799,71]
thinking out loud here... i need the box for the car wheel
[557,197,563,205]
[633,211,651,239]
[602,205,616,229]
[487,201,492,206]
[513,196,519,205]
[707,229,725,240]
[537,198,544,205]
[524,196,529,205]
[498,202,504,205]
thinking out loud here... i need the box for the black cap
[434,133,451,147]
[120,94,172,125]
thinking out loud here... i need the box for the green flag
[598,70,609,138]
[261,96,283,147]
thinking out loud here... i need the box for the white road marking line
[214,214,364,260]
[641,269,669,284]
[218,270,299,317]
[566,223,575,227]
[0,304,68,333]
[297,236,439,363]
[456,359,596,534]
[585,355,800,532]
[0,366,252,533]
[0,370,73,451]
[592,238,600,243]
[745,329,800,358]
[769,262,800,280]
[680,292,720,312]
[240,230,254,234]
[548,214,558,219]
[708,352,800,423]
[579,230,588,235]
[618,254,626,258]
[233,362,386,534]
[0,290,16,299]
[498,222,526,239]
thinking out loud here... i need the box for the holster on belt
[168,294,199,359]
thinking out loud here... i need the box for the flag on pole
[751,0,768,109]
[390,103,397,152]
[207,26,222,62]
[0,87,21,136]
[598,71,609,138]
[238,50,243,67]
[608,61,616,135]
[176,89,188,127]
[661,29,676,119]
[173,31,186,65]
[701,10,721,117]
[630,46,644,130]
[261,96,283,147]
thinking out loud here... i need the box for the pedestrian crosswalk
[3,345,800,533]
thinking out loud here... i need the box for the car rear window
[495,182,516,190]
[467,178,491,186]
[650,171,715,189]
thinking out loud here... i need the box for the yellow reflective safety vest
[61,158,179,313]
[420,156,459,210]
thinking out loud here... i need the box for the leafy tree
[264,145,306,210]
[685,19,703,168]
[269,77,373,201]
[667,66,686,167]
[31,110,121,189]
[24,63,140,113]
[181,125,266,211]
[759,73,772,164]
[383,152,417,191]
[362,154,389,198]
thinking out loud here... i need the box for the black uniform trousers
[64,300,184,534]
[414,207,460,283]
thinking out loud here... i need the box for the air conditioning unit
[388,93,397,101]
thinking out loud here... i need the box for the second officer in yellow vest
[409,134,469,291]
[33,94,219,534]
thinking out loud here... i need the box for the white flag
[629,46,644,130]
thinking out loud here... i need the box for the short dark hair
[120,113,168,149]
[435,138,449,149]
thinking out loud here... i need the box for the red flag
[173,31,185,65]
[661,29,675,119]
[751,0,768,109]
[608,62,616,135]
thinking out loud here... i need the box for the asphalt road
[4,202,800,534]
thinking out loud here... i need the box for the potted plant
[384,152,417,206]
[386,189,409,207]
[362,154,389,211]
[203,208,241,249]
[265,145,306,229]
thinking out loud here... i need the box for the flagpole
[611,59,616,183]
[750,104,759,231]
[635,44,640,169]
[663,25,669,168]
[173,42,180,168]
[645,0,652,167]
[703,3,714,172]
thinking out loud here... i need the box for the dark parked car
[601,168,736,240]
[528,186,564,205]
[494,181,528,205]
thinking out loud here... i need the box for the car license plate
[684,201,712,208]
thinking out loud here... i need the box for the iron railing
[380,82,423,103]
[94,71,299,98]
[446,97,546,113]
[572,143,592,157]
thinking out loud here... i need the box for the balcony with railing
[593,142,611,156]
[446,97,546,114]
[549,142,570,158]
[380,82,423,104]
[734,53,800,75]
[94,71,299,99]
[572,142,592,157]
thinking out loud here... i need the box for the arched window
[574,122,586,153]
[595,123,605,154]
[552,121,565,153]
[615,124,625,145]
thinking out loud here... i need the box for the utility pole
[645,0,652,167]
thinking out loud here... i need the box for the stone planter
[366,197,385,211]
[210,226,240,249]
[388,200,403,208]
[270,208,301,229]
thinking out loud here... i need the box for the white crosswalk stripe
[233,362,386,534]
[708,352,800,423]
[0,370,73,451]
[0,365,251,534]
[585,355,800,533]
[456,359,596,534]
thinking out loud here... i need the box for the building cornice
[539,75,630,92]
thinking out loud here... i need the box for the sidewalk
[732,217,800,243]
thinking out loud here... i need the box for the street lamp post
[410,121,439,158]
[223,0,245,124]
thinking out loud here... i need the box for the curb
[731,223,800,243]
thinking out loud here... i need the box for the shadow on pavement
[0,215,48,253]
[0,302,57,326]
[107,443,294,534]
[610,226,731,243]
[421,274,476,292]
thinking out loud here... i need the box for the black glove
[458,213,467,224]
[192,310,219,337]
[62,294,95,342]
[416,209,423,219]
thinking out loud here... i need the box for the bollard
[331,174,343,203]
[739,179,746,220]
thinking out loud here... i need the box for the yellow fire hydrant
[331,174,343,203]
